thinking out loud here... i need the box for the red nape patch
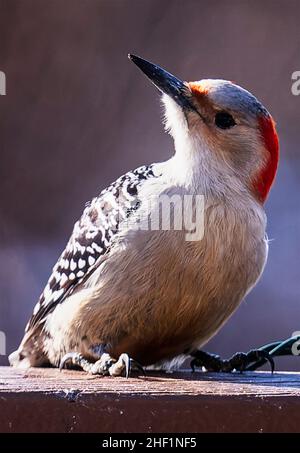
[254,115,279,203]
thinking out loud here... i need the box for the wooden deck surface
[1,366,300,432]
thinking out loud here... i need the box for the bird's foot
[59,352,114,375]
[190,349,274,373]
[108,353,145,377]
[60,352,145,378]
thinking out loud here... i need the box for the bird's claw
[60,352,74,370]
[131,358,146,376]
[60,352,90,371]
[108,353,146,378]
[59,351,145,378]
[190,348,275,373]
[108,353,131,377]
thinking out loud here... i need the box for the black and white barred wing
[27,165,156,331]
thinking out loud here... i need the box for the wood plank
[0,367,300,432]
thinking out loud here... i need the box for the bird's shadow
[133,369,300,389]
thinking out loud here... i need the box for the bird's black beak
[128,54,193,110]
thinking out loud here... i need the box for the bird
[9,54,279,377]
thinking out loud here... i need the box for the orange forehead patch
[188,82,209,97]
[187,82,213,115]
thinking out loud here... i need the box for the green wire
[246,335,300,371]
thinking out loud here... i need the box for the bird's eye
[215,111,236,129]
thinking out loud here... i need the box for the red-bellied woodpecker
[9,55,279,376]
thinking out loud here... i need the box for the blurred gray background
[0,0,299,369]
